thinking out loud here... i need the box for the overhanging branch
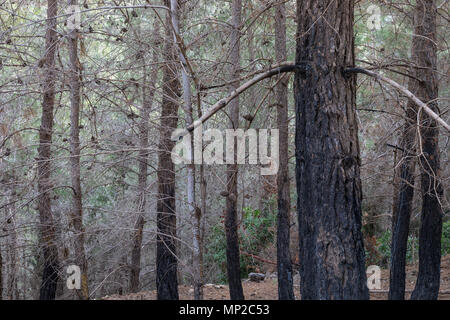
[172,61,297,140]
[174,64,449,141]
[345,67,450,132]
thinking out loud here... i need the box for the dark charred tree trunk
[225,0,244,300]
[274,1,294,300]
[411,0,442,300]
[129,22,160,294]
[38,0,60,300]
[294,0,369,300]
[388,107,416,300]
[391,148,400,232]
[5,184,18,300]
[68,0,89,300]
[156,5,180,300]
[390,0,442,301]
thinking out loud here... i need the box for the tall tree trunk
[274,1,294,300]
[6,197,18,300]
[129,21,160,294]
[198,87,207,302]
[68,0,88,300]
[0,242,3,300]
[294,0,369,299]
[388,106,416,300]
[411,0,442,300]
[170,0,203,300]
[156,3,180,300]
[225,0,244,300]
[38,0,60,300]
[391,148,400,231]
[199,164,206,294]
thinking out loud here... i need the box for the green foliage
[374,221,450,268]
[204,207,276,284]
[240,207,276,254]
[204,223,228,283]
[377,230,418,267]
[442,221,450,256]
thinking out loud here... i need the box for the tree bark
[411,0,442,300]
[294,0,369,299]
[170,0,203,300]
[389,97,416,300]
[68,0,89,300]
[225,0,244,301]
[274,1,294,300]
[0,242,2,300]
[6,195,18,300]
[391,148,400,232]
[38,0,60,300]
[129,21,160,294]
[156,3,180,300]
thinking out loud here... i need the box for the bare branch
[173,61,297,140]
[345,67,450,132]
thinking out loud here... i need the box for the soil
[102,254,450,300]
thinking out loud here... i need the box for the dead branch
[345,67,450,132]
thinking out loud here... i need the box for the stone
[248,272,265,282]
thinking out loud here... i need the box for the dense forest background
[0,0,448,300]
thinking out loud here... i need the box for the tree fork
[410,0,443,300]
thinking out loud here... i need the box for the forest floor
[102,254,450,300]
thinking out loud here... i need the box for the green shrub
[442,221,450,256]
[204,207,276,283]
[375,221,450,268]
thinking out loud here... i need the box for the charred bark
[274,1,294,300]
[389,105,416,300]
[411,0,442,300]
[225,0,244,301]
[294,0,369,299]
[129,22,160,294]
[156,4,180,300]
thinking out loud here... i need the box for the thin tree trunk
[68,0,88,300]
[0,242,3,300]
[129,21,160,294]
[170,0,202,300]
[225,0,244,300]
[198,88,207,300]
[389,0,442,301]
[274,1,294,300]
[156,2,180,300]
[38,0,60,300]
[294,0,369,299]
[391,148,399,231]
[411,0,442,300]
[6,199,18,300]
[389,108,416,300]
[199,164,206,293]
